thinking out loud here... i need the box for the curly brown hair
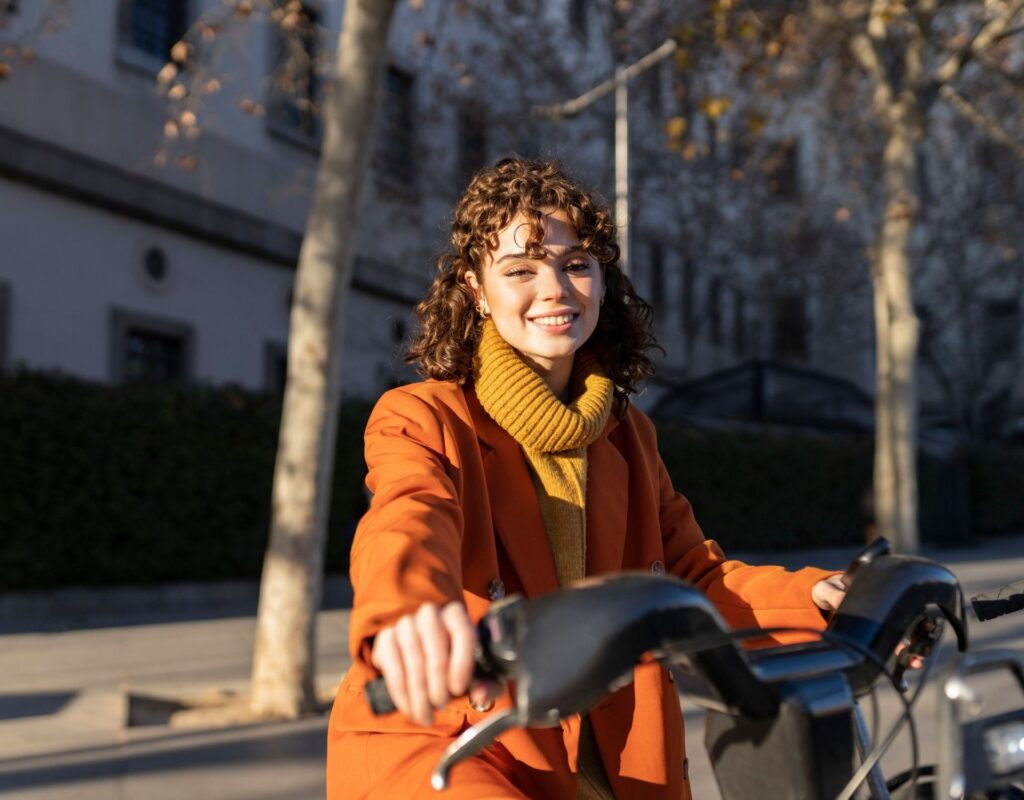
[405,157,660,411]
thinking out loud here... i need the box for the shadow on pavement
[0,719,327,792]
[0,691,78,722]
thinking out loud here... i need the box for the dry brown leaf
[170,41,189,64]
[157,63,178,84]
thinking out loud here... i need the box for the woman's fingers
[371,601,481,726]
[394,613,432,725]
[417,603,452,709]
[442,601,477,697]
[811,574,848,611]
[370,626,409,718]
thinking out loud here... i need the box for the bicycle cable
[659,623,923,800]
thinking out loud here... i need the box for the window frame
[374,65,417,190]
[266,2,324,149]
[264,340,288,394]
[116,0,190,76]
[110,307,195,384]
[0,282,9,371]
[456,104,488,190]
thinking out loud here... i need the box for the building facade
[1,0,1021,436]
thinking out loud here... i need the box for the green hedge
[1,370,1021,589]
[0,370,371,591]
[968,445,1024,536]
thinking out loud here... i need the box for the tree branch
[939,83,1024,159]
[850,32,895,124]
[933,0,1024,86]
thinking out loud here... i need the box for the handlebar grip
[971,580,1024,621]
[365,677,397,715]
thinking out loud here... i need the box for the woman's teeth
[532,314,575,326]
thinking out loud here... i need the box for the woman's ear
[465,271,489,316]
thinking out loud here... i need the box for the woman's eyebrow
[494,244,585,265]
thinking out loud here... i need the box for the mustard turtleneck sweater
[473,319,617,800]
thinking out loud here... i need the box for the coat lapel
[466,388,561,598]
[586,419,630,576]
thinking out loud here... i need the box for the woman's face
[467,208,604,383]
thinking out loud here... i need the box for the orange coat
[327,380,835,800]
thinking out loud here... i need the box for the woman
[327,158,846,799]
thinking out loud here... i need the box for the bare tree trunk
[249,0,398,719]
[874,105,921,552]
[872,262,897,542]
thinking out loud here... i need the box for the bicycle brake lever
[431,707,521,791]
[892,611,944,692]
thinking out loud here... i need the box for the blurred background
[1,1,1023,798]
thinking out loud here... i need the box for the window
[268,3,321,142]
[985,299,1019,363]
[111,309,193,384]
[264,341,288,394]
[0,282,9,371]
[644,63,662,114]
[772,294,808,360]
[117,0,188,72]
[708,277,722,347]
[647,242,664,305]
[456,106,487,189]
[568,0,587,37]
[763,138,798,198]
[733,290,746,357]
[681,257,696,337]
[978,140,1019,205]
[377,66,415,185]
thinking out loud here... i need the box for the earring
[478,303,490,318]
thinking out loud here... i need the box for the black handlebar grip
[971,579,1024,621]
[365,677,397,715]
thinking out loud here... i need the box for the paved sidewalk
[1,538,1022,799]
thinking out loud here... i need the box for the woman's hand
[811,574,924,668]
[811,574,847,612]
[370,601,490,726]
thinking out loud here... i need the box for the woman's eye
[506,267,532,278]
[566,260,591,272]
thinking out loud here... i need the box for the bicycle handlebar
[364,551,969,791]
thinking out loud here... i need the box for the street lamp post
[534,37,678,277]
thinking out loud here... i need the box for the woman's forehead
[493,209,579,255]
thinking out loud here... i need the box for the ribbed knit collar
[472,319,613,453]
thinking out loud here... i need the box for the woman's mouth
[529,313,578,333]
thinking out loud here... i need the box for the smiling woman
[404,158,658,415]
[464,210,604,400]
[326,158,845,800]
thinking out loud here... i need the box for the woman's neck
[518,352,573,402]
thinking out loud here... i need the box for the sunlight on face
[467,208,604,397]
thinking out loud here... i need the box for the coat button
[650,560,666,576]
[488,578,506,601]
[471,697,495,712]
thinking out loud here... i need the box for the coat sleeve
[639,413,837,642]
[347,387,466,671]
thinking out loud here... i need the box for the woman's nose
[537,266,570,300]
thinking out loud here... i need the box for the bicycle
[367,539,1024,799]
